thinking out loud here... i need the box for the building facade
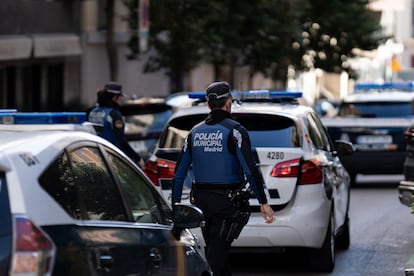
[0,0,171,112]
[1,0,414,112]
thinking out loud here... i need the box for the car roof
[0,130,109,158]
[0,112,114,170]
[169,100,312,122]
[120,97,172,115]
[165,91,200,109]
[343,91,414,103]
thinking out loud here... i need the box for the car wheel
[336,216,350,250]
[309,211,335,272]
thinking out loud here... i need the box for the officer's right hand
[260,203,275,224]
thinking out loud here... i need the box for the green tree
[106,0,118,81]
[199,1,298,88]
[291,0,390,78]
[125,0,207,92]
[124,0,388,90]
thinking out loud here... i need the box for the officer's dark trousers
[193,189,238,276]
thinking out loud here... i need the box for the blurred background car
[120,97,174,161]
[322,82,414,185]
[399,123,414,209]
[0,111,211,276]
[120,93,202,161]
[144,90,353,272]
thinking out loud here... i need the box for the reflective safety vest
[191,118,243,185]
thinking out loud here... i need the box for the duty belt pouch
[219,190,251,242]
[219,209,250,242]
[231,190,251,212]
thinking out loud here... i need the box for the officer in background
[88,82,144,168]
[172,81,275,276]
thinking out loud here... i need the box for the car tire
[309,211,335,272]
[336,216,350,250]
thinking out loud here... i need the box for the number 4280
[266,152,284,160]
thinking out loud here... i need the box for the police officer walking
[172,81,275,276]
[88,82,144,168]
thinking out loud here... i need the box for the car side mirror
[173,203,205,229]
[334,140,354,156]
[172,203,205,240]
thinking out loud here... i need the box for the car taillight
[144,159,176,186]
[270,158,323,185]
[10,215,55,276]
[144,160,160,185]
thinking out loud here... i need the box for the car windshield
[339,102,413,118]
[160,113,299,149]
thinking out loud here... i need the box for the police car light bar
[188,90,302,101]
[354,82,414,91]
[0,109,17,113]
[0,112,86,125]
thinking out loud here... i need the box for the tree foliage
[291,0,390,76]
[124,0,388,91]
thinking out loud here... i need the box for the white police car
[0,112,211,276]
[144,90,354,272]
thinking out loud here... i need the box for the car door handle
[99,255,114,272]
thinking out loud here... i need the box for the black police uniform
[172,109,268,276]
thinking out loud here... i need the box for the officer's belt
[193,183,241,190]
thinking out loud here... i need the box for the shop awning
[33,33,82,58]
[0,35,32,61]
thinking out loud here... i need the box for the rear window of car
[160,113,299,149]
[339,102,413,118]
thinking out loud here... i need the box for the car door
[0,173,12,276]
[39,142,188,276]
[306,112,350,230]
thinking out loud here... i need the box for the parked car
[120,97,174,160]
[399,123,414,209]
[322,82,414,185]
[0,112,211,276]
[144,90,354,272]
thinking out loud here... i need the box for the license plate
[357,135,392,144]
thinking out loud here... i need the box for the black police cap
[206,81,231,101]
[104,82,126,97]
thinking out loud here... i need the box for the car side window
[306,113,331,151]
[310,112,333,152]
[106,150,171,224]
[39,146,128,221]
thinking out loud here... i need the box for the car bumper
[398,180,414,207]
[340,151,405,175]
[232,185,332,249]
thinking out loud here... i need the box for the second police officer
[88,81,144,168]
[172,81,275,276]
